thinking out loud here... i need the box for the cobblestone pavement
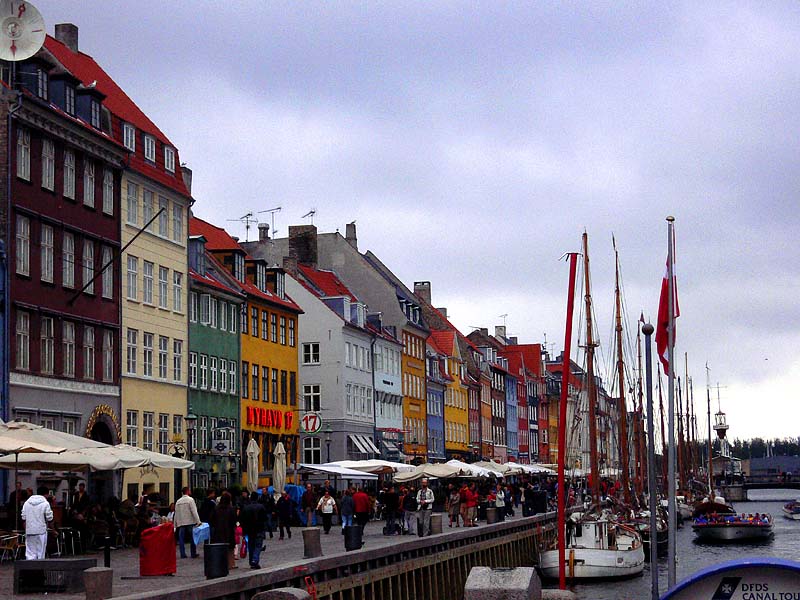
[0,512,527,599]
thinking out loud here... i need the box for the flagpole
[666,215,677,588]
[642,322,659,600]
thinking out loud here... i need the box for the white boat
[676,495,692,521]
[540,514,645,580]
[781,500,800,520]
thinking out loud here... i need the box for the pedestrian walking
[415,478,435,537]
[276,490,295,540]
[383,485,400,535]
[401,486,417,534]
[258,486,276,539]
[353,486,371,531]
[447,484,461,527]
[21,486,53,560]
[199,488,217,527]
[316,490,337,534]
[301,483,316,527]
[466,482,478,526]
[339,488,355,533]
[174,487,201,559]
[240,492,268,568]
[209,491,237,569]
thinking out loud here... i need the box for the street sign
[300,411,323,434]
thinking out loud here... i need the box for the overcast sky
[38,1,799,441]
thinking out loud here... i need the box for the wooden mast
[582,233,600,505]
[706,363,714,500]
[614,242,631,504]
[658,366,667,495]
[557,252,579,590]
[636,323,647,501]
[677,376,685,493]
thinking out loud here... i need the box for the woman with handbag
[316,490,338,534]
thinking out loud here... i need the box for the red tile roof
[44,36,189,197]
[190,217,302,313]
[189,269,244,297]
[298,264,358,301]
[429,330,455,356]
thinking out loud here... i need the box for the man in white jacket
[174,487,201,558]
[21,486,54,559]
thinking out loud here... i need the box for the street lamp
[184,408,198,489]
[324,424,332,463]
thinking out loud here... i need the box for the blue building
[425,343,446,462]
[505,373,519,461]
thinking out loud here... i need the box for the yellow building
[401,328,429,461]
[430,331,469,459]
[119,160,192,503]
[190,218,302,489]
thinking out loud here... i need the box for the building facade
[425,343,446,462]
[187,235,245,490]
[5,35,128,500]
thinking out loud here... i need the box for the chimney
[479,328,488,336]
[345,222,358,250]
[180,165,192,194]
[258,223,270,242]
[414,281,431,305]
[436,307,448,318]
[55,24,79,53]
[495,325,507,339]
[288,225,318,267]
[282,255,298,278]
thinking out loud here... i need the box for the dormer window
[144,135,156,163]
[256,264,266,292]
[123,123,135,151]
[37,68,48,100]
[276,270,285,298]
[233,253,244,282]
[65,86,75,115]
[90,100,100,129]
[164,147,175,173]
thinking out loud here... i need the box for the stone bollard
[430,513,443,534]
[252,589,311,600]
[464,567,541,600]
[84,567,113,600]
[541,590,578,600]
[302,527,323,559]
[486,507,498,524]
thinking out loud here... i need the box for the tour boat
[782,500,800,520]
[540,512,645,579]
[692,511,774,542]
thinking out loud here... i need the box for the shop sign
[300,411,323,434]
[246,406,294,430]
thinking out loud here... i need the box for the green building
[187,234,245,490]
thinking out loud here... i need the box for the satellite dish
[0,1,45,62]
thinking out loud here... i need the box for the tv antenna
[257,206,281,238]
[498,313,508,328]
[227,212,257,242]
[301,208,316,224]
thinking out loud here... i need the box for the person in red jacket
[353,486,371,531]
[465,482,479,526]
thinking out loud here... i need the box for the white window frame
[142,412,154,451]
[199,354,208,390]
[80,241,95,297]
[83,159,95,207]
[143,332,153,377]
[42,139,54,191]
[101,246,113,299]
[83,326,95,380]
[126,328,137,374]
[173,272,183,312]
[220,358,228,393]
[15,214,29,276]
[41,317,54,374]
[126,255,138,300]
[144,135,156,163]
[173,340,182,382]
[189,352,197,388]
[158,196,168,236]
[142,188,154,230]
[210,356,217,391]
[62,321,75,378]
[64,149,75,199]
[15,311,29,371]
[126,182,138,225]
[303,384,321,412]
[158,266,168,309]
[17,127,30,180]
[158,336,168,379]
[142,260,154,304]
[40,224,53,283]
[229,361,237,395]
[126,410,138,446]
[164,147,175,173]
[302,342,320,365]
[123,123,136,151]
[103,330,113,382]
[172,203,183,243]
[102,169,114,214]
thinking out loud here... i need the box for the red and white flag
[655,256,679,376]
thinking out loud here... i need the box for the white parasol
[245,438,260,493]
[273,441,287,495]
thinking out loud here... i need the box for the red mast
[557,252,579,590]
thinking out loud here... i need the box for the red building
[4,32,128,502]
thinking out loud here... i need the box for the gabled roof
[298,264,358,302]
[189,217,301,313]
[44,35,189,197]
[190,269,243,298]
[190,217,246,252]
[429,330,455,356]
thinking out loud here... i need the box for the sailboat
[540,233,645,580]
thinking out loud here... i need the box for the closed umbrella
[246,438,260,493]
[273,442,287,496]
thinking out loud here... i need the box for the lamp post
[324,424,332,463]
[184,409,197,489]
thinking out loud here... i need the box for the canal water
[549,489,800,600]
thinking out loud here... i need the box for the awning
[348,434,379,455]
[349,434,370,454]
[382,440,400,453]
[298,463,378,480]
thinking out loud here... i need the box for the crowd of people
[694,512,772,525]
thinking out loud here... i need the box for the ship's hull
[539,546,645,579]
[692,523,773,541]
[782,507,800,520]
